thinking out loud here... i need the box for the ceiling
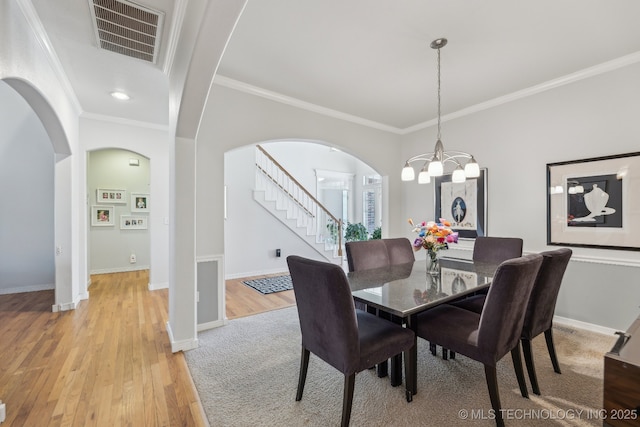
[30,0,640,132]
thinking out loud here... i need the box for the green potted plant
[370,226,382,240]
[344,222,369,242]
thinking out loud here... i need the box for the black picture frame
[546,152,640,251]
[434,168,487,239]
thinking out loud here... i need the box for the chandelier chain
[436,45,442,141]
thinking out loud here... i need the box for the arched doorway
[0,79,72,308]
[222,140,383,317]
[86,149,151,277]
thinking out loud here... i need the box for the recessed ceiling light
[110,91,130,101]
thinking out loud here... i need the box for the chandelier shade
[401,38,479,184]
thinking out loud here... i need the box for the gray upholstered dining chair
[437,236,524,359]
[414,254,543,427]
[345,237,415,382]
[382,237,416,266]
[472,236,524,264]
[345,239,391,272]
[345,238,415,311]
[345,237,415,273]
[287,255,416,427]
[452,248,572,395]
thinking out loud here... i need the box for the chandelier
[401,38,480,184]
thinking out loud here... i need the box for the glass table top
[347,257,498,318]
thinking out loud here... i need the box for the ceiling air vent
[88,0,164,64]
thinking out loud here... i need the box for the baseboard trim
[52,295,82,312]
[225,268,289,280]
[197,318,226,332]
[554,315,617,337]
[166,321,199,353]
[0,283,55,295]
[149,281,169,291]
[90,266,150,275]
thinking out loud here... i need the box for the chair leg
[404,345,415,402]
[544,328,562,374]
[511,344,529,398]
[296,347,310,401]
[521,338,540,395]
[341,374,355,427]
[429,342,436,355]
[441,347,456,360]
[484,365,505,427]
[390,354,402,386]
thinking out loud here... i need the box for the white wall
[401,61,640,331]
[0,81,55,294]
[87,149,151,274]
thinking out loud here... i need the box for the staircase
[254,145,343,264]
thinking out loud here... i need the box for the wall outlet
[129,254,137,264]
[0,401,6,423]
[276,249,281,257]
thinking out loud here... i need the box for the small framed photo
[131,193,150,212]
[120,215,148,230]
[547,152,640,251]
[91,206,115,226]
[97,188,127,204]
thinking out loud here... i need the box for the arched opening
[0,79,71,307]
[86,149,151,279]
[221,139,384,319]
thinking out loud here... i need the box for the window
[362,175,382,235]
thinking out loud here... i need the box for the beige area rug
[185,306,615,427]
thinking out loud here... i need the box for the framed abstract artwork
[434,168,487,239]
[546,152,640,251]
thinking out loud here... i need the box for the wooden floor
[0,271,206,426]
[0,270,294,426]
[225,272,296,320]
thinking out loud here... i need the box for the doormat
[242,275,293,295]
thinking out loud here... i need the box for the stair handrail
[256,144,343,256]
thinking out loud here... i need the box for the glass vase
[427,250,440,276]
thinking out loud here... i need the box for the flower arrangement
[408,218,458,268]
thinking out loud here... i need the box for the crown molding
[80,111,170,131]
[16,0,83,115]
[403,50,640,135]
[213,75,404,134]
[216,51,640,136]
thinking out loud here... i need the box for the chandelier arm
[441,152,474,161]
[405,151,473,165]
[405,153,435,164]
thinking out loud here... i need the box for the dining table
[346,256,499,397]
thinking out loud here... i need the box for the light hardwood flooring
[0,270,294,426]
[225,273,296,319]
[0,271,206,426]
